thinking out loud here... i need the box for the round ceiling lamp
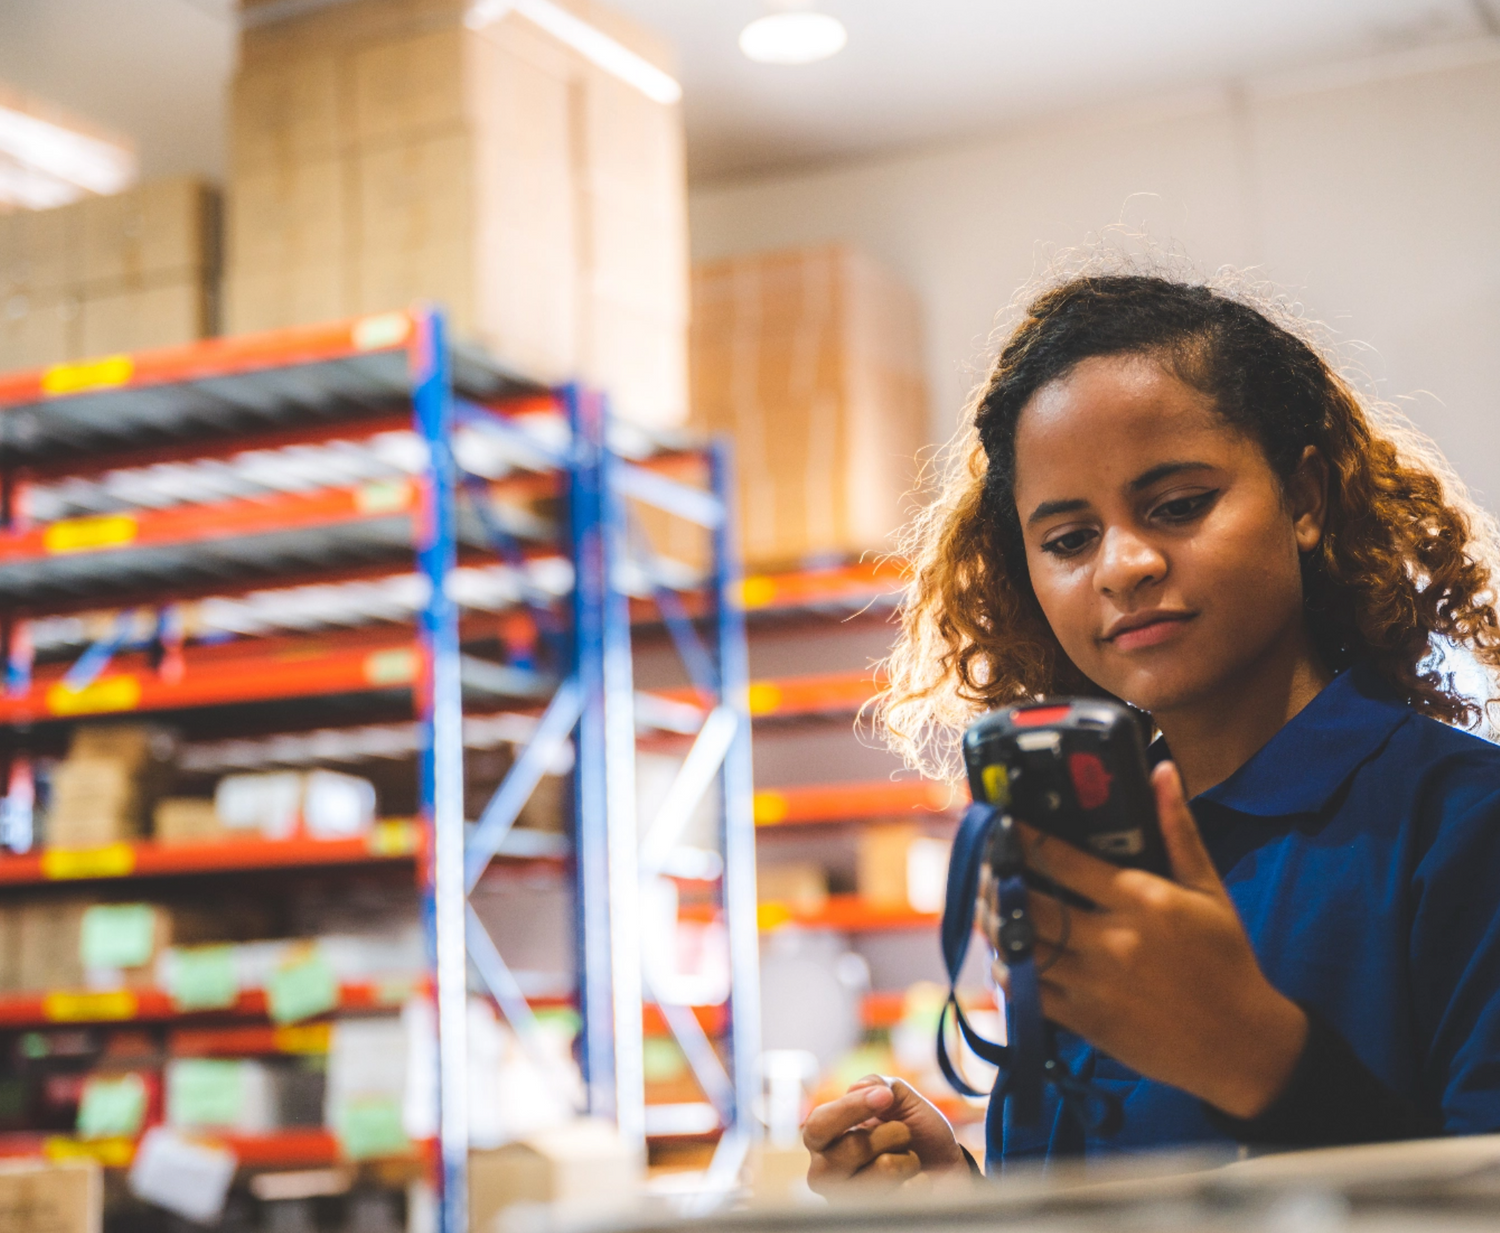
[738,11,848,65]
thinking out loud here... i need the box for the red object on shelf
[752,779,956,826]
[0,825,424,886]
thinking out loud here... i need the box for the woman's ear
[1288,445,1328,553]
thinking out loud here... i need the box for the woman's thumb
[1153,761,1220,892]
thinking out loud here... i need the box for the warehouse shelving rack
[0,308,763,1231]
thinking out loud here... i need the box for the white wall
[689,39,1500,505]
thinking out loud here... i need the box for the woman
[803,270,1500,1188]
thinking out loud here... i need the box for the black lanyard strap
[936,801,1122,1157]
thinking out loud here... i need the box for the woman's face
[1011,353,1325,717]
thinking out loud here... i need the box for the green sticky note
[334,1096,408,1160]
[168,1058,244,1129]
[267,947,338,1024]
[77,1072,148,1139]
[79,903,156,970]
[170,946,238,1011]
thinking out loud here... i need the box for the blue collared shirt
[997,664,1500,1162]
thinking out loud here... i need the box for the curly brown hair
[876,265,1500,781]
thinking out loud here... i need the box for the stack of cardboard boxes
[47,725,176,851]
[225,0,688,430]
[0,178,219,370]
[689,243,932,570]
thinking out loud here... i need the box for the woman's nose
[1094,526,1167,597]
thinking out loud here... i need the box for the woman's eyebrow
[1128,460,1214,491]
[1026,497,1088,525]
[1026,462,1215,526]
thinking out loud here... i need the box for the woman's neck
[1154,631,1333,799]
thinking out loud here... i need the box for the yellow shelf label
[364,648,418,686]
[757,903,793,932]
[368,819,418,856]
[41,354,134,397]
[43,989,139,1023]
[746,681,783,715]
[752,791,788,825]
[43,513,139,555]
[46,674,143,716]
[273,1023,332,1055]
[41,843,137,880]
[44,1135,136,1168]
[741,576,777,609]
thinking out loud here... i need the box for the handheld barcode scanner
[962,697,1170,878]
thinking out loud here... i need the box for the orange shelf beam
[746,671,882,718]
[0,315,415,409]
[0,1129,425,1170]
[0,478,422,568]
[860,990,997,1030]
[756,894,939,933]
[0,629,424,724]
[0,980,423,1029]
[753,779,957,826]
[0,823,423,886]
[739,560,906,613]
[656,671,882,720]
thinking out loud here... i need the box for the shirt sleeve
[1405,775,1500,1133]
[1203,1002,1440,1147]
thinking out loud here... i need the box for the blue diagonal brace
[63,610,136,692]
[466,902,584,1110]
[464,677,583,893]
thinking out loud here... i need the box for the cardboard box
[690,245,931,569]
[78,178,218,288]
[0,206,80,294]
[78,278,210,358]
[468,1119,639,1230]
[225,0,686,425]
[152,798,226,846]
[47,757,145,849]
[0,291,78,372]
[0,906,19,993]
[16,899,222,992]
[856,823,950,913]
[756,862,828,913]
[223,261,350,336]
[226,156,349,273]
[229,53,346,174]
[0,1157,102,1233]
[16,898,89,991]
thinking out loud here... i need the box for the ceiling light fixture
[739,11,847,66]
[0,86,135,211]
[466,0,682,105]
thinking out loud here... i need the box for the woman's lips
[1105,613,1195,652]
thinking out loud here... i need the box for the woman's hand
[995,761,1308,1120]
[802,1075,971,1195]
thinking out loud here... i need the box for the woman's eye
[1040,528,1096,556]
[1153,491,1218,522]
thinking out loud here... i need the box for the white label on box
[128,1126,237,1223]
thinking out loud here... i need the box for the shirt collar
[1189,663,1412,817]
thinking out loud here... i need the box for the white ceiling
[0,0,1495,185]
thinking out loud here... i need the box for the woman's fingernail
[865,1085,894,1108]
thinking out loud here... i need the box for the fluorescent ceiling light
[466,0,683,105]
[0,89,135,211]
[739,11,847,65]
